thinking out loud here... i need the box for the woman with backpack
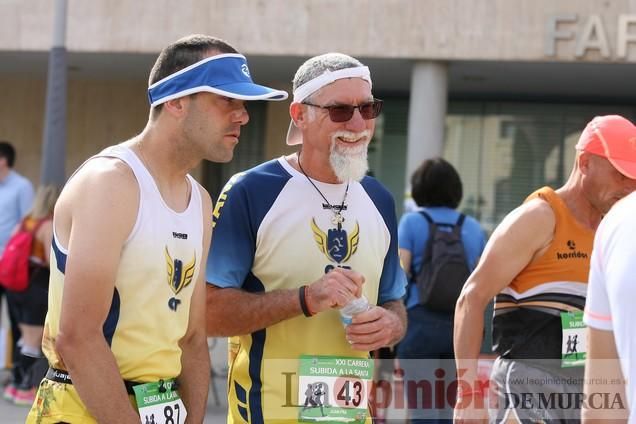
[396,158,486,423]
[2,184,59,405]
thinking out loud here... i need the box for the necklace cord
[297,153,349,219]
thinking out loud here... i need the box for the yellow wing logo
[342,222,359,262]
[165,247,197,295]
[310,218,360,264]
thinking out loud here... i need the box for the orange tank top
[508,186,594,295]
[492,186,594,359]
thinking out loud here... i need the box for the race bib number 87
[133,381,187,424]
[298,355,374,423]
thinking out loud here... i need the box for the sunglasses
[302,98,383,123]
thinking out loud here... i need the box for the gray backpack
[415,211,470,313]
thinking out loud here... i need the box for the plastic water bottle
[339,295,370,326]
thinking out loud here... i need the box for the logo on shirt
[310,218,359,264]
[212,172,244,229]
[172,231,188,240]
[556,240,588,260]
[164,247,196,311]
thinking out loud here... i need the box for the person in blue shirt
[396,157,486,423]
[0,141,34,255]
[0,140,34,403]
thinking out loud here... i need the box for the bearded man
[205,53,407,424]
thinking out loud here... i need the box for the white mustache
[331,130,371,153]
[331,130,372,145]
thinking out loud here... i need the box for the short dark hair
[410,157,463,208]
[0,141,16,168]
[148,34,238,117]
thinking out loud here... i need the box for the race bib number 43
[298,355,374,423]
[133,381,187,424]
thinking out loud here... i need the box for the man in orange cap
[581,117,636,422]
[453,115,636,423]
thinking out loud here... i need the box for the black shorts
[7,266,49,326]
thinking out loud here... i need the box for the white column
[405,61,448,185]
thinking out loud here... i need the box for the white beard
[329,130,371,182]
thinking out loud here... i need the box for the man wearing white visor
[27,34,287,424]
[206,53,407,423]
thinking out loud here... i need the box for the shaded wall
[1,77,147,184]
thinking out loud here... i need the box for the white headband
[292,66,372,103]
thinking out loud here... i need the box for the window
[445,102,636,234]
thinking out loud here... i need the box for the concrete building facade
[3,0,636,229]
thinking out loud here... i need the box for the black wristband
[299,285,312,317]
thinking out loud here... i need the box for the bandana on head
[287,66,372,145]
[148,53,288,107]
[292,66,372,103]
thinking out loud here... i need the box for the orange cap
[575,115,636,179]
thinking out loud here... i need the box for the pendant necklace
[298,153,349,229]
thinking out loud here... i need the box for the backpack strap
[416,210,438,278]
[21,217,49,236]
[418,210,434,225]
[33,218,48,233]
[17,218,29,233]
[453,213,466,237]
[418,210,438,237]
[420,210,465,228]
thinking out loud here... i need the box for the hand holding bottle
[305,268,365,314]
[339,295,370,326]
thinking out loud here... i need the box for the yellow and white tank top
[42,144,204,382]
[493,186,594,359]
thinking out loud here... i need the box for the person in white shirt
[583,191,636,423]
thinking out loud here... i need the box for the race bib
[298,355,374,423]
[133,380,187,424]
[561,311,587,367]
